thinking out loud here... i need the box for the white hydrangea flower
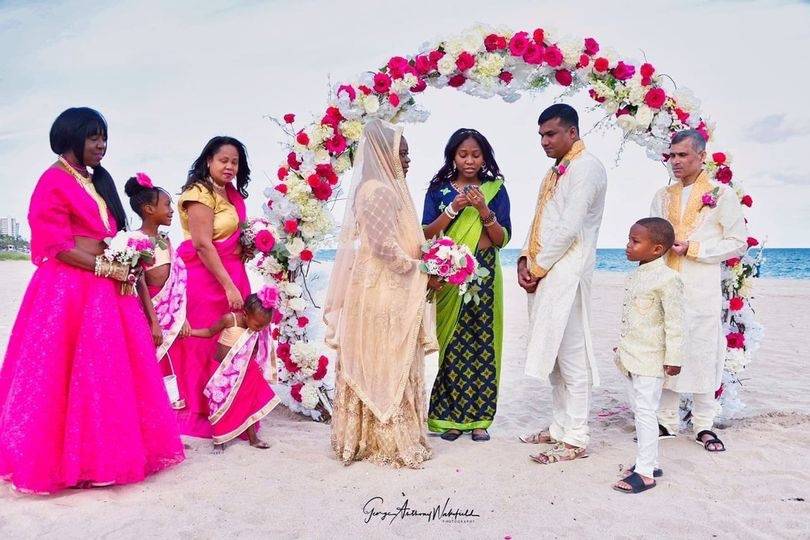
[362,95,380,115]
[289,297,308,312]
[474,53,505,78]
[300,383,320,410]
[340,120,364,141]
[437,54,458,76]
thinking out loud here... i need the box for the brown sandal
[530,443,588,464]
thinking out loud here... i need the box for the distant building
[0,217,20,238]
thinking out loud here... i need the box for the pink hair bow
[136,172,154,189]
[257,285,280,311]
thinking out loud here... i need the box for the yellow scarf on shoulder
[664,169,712,271]
[523,139,586,278]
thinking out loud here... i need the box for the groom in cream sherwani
[517,104,607,464]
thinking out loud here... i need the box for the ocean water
[314,248,810,279]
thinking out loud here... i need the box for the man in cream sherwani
[650,129,748,452]
[518,104,607,464]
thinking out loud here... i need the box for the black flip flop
[658,424,676,439]
[696,429,726,452]
[628,465,663,478]
[471,430,490,442]
[613,472,657,494]
[440,429,462,441]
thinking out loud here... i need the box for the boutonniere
[553,161,569,176]
[701,187,720,209]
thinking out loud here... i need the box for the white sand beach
[0,260,808,539]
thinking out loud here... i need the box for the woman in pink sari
[173,136,252,439]
[0,108,185,494]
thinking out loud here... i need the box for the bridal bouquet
[103,230,155,295]
[420,236,490,304]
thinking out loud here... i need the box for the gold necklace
[58,156,92,185]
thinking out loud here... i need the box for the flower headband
[257,285,280,311]
[135,172,154,189]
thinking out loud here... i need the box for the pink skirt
[0,259,185,494]
[211,360,278,445]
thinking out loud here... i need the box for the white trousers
[626,373,663,478]
[548,288,592,448]
[658,389,718,435]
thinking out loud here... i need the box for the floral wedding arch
[255,25,762,421]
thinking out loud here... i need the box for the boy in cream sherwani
[613,217,684,494]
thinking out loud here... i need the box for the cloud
[746,114,810,143]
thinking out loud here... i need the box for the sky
[1,0,809,247]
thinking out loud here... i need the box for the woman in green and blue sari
[422,128,511,442]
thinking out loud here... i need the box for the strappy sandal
[696,429,726,452]
[627,465,663,478]
[440,429,462,441]
[612,472,656,494]
[529,443,588,464]
[518,430,556,444]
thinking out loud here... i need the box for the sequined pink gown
[0,167,185,494]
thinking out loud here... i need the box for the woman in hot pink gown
[0,108,184,494]
[173,136,252,439]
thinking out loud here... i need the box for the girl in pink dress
[0,108,185,494]
[173,137,252,438]
[191,287,280,453]
[124,173,190,409]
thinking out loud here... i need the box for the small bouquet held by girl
[420,236,490,304]
[99,230,156,295]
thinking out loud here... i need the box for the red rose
[311,180,332,201]
[611,61,636,80]
[316,163,338,184]
[729,297,744,311]
[313,355,329,381]
[584,37,600,55]
[448,74,466,87]
[297,316,309,328]
[578,54,590,68]
[499,71,513,84]
[641,77,652,86]
[337,84,356,101]
[640,63,655,78]
[484,34,506,52]
[675,108,690,123]
[388,93,400,107]
[414,54,433,75]
[747,236,759,247]
[594,57,610,72]
[712,152,727,164]
[725,257,740,268]
[290,382,304,402]
[644,87,667,109]
[284,219,298,234]
[283,113,295,124]
[428,49,445,67]
[276,342,291,361]
[715,166,733,184]
[255,230,276,253]
[274,183,288,195]
[287,152,301,170]
[741,195,753,207]
[387,56,410,79]
[455,51,475,71]
[588,88,605,103]
[299,249,313,262]
[296,132,309,146]
[307,174,320,189]
[532,28,545,44]
[543,45,564,68]
[555,69,573,86]
[358,85,372,95]
[271,327,280,340]
[411,78,427,93]
[277,167,288,180]
[726,332,745,349]
[321,106,343,128]
[508,31,530,56]
[271,310,283,325]
[373,72,392,94]
[324,133,347,155]
[523,43,544,65]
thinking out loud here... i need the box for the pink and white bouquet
[240,217,278,257]
[420,236,490,303]
[103,230,156,295]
